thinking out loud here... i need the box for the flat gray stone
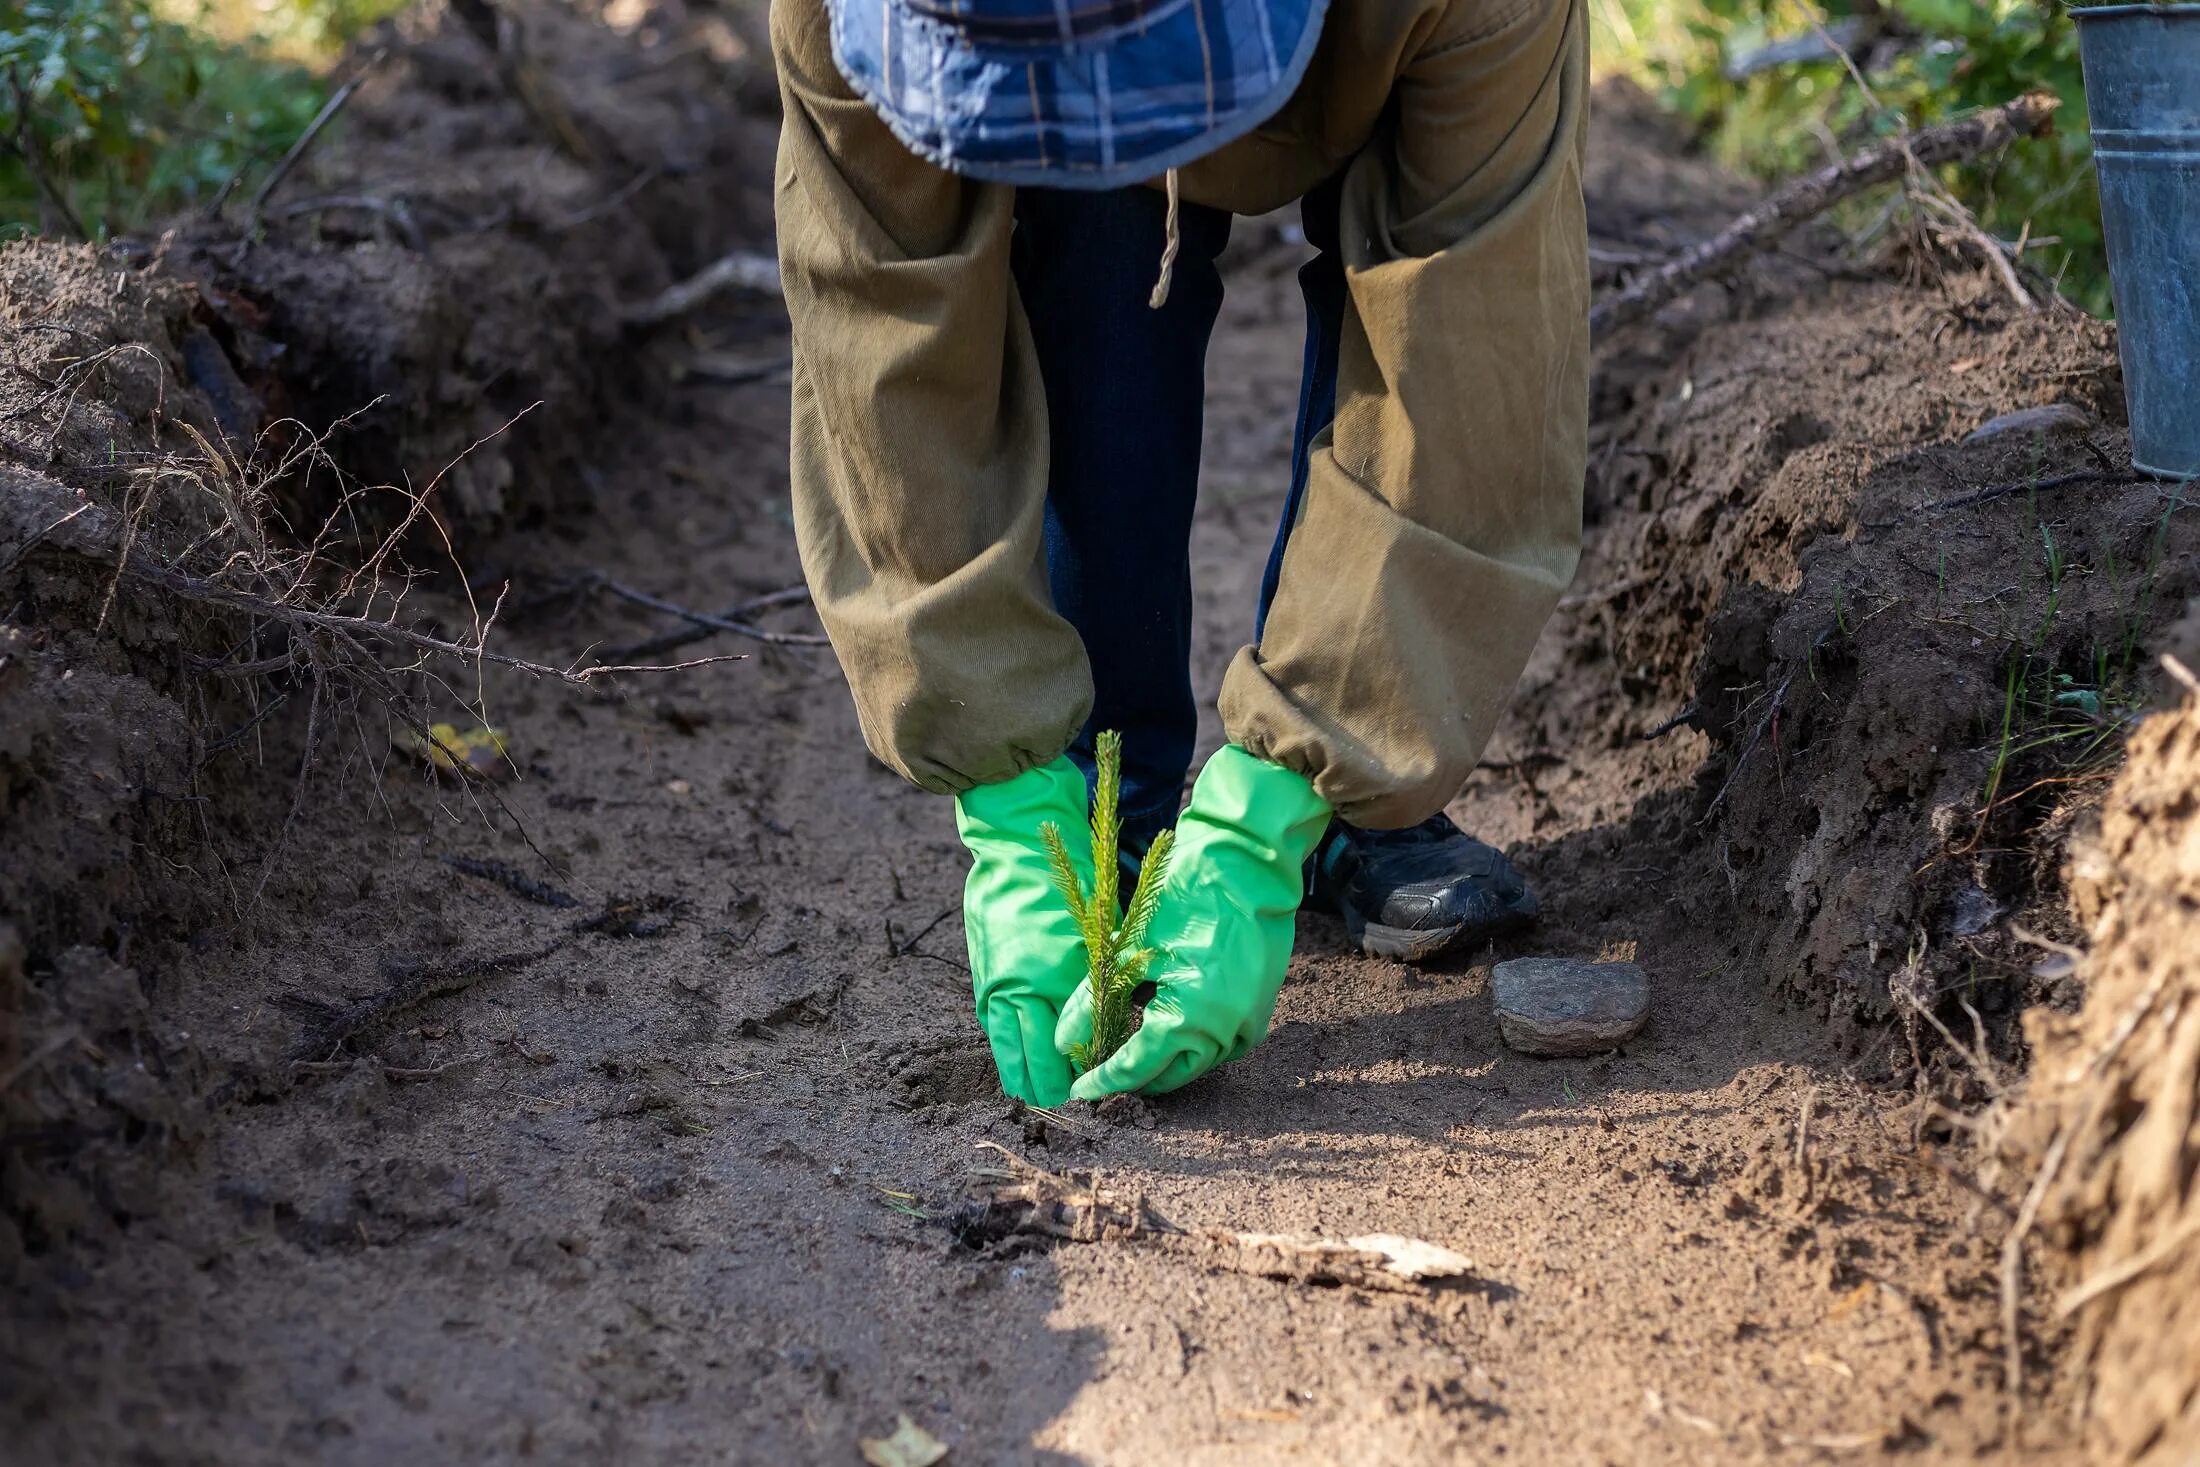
[1963,403,2091,446]
[1491,958,1649,1056]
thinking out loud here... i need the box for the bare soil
[4,13,2197,1465]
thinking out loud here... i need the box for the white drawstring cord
[1149,167,1181,309]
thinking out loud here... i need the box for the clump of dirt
[1678,298,2192,1059]
[1998,656,2200,1463]
[0,242,316,1263]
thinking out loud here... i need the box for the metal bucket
[2076,4,2200,479]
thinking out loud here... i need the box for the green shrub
[1593,0,2107,312]
[0,0,397,240]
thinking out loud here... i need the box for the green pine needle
[1091,730,1122,931]
[1118,827,1174,953]
[1048,733,1174,1074]
[1038,821,1111,961]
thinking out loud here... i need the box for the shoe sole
[1346,907,1536,964]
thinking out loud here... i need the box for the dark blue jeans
[1012,179,1347,850]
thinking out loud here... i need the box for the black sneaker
[1310,813,1537,962]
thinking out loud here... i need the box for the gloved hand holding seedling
[954,757,1101,1107]
[1057,746,1333,1100]
[1038,730,1175,1073]
[969,730,1331,1100]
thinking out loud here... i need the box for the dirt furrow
[7,243,2073,1464]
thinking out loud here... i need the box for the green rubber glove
[954,757,1096,1106]
[1055,746,1332,1099]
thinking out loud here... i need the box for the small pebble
[1491,957,1650,1056]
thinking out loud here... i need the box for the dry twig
[1701,674,1792,821]
[603,583,819,659]
[594,578,831,650]
[955,1144,1477,1294]
[438,853,580,909]
[248,50,388,216]
[1920,468,2136,514]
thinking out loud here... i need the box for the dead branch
[1591,93,2061,340]
[249,50,387,215]
[1788,0,2043,314]
[619,250,783,327]
[437,853,580,909]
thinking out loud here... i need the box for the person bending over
[770,0,1589,1102]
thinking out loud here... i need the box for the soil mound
[0,0,781,1263]
[0,244,250,1267]
[158,0,772,535]
[1484,268,2196,1069]
[2002,659,2200,1462]
[1,246,243,957]
[3,0,775,967]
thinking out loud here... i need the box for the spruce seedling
[1038,730,1175,1073]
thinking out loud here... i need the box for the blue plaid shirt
[827,0,1331,187]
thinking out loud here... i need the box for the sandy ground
[9,238,2089,1464]
[12,11,2185,1454]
